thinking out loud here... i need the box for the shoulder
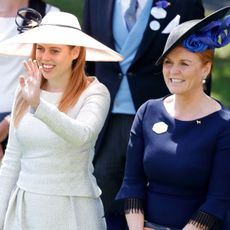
[211,106,230,142]
[218,106,230,123]
[139,98,163,111]
[89,77,110,93]
[82,77,110,100]
[214,107,230,152]
[137,98,164,117]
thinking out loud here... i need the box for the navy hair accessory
[15,8,42,33]
[182,15,230,52]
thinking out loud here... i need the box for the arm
[116,103,149,228]
[0,102,22,228]
[19,59,110,147]
[184,118,230,229]
[126,212,145,230]
[183,224,206,230]
[34,84,110,147]
[125,198,145,230]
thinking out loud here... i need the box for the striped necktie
[124,0,139,31]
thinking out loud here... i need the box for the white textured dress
[0,78,110,230]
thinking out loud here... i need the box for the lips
[41,64,55,72]
[170,78,184,83]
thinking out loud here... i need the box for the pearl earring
[202,78,206,84]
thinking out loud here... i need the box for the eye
[181,62,189,66]
[163,59,172,66]
[36,46,44,52]
[51,49,60,54]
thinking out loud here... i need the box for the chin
[42,73,53,80]
[168,89,186,95]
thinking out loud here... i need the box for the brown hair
[13,44,88,127]
[196,48,215,74]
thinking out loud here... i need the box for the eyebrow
[165,57,193,63]
[180,59,193,63]
[37,44,62,50]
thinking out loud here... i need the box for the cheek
[162,66,167,74]
[35,52,42,61]
[162,66,170,77]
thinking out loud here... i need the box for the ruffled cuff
[188,210,222,229]
[124,198,144,214]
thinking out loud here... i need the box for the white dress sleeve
[34,82,110,147]
[0,115,22,228]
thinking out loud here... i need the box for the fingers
[23,59,42,81]
[19,75,26,89]
[31,59,39,78]
[23,59,33,76]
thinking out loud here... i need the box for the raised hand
[19,59,42,109]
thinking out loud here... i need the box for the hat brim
[0,25,123,62]
[156,6,230,65]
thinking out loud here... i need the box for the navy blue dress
[116,98,230,229]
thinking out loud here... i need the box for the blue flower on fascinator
[182,34,209,52]
[183,15,230,52]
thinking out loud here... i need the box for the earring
[202,78,206,84]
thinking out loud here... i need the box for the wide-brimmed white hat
[0,9,123,62]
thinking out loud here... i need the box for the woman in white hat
[0,8,122,230]
[0,0,60,159]
[116,6,230,230]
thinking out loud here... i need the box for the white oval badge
[152,121,168,134]
[151,7,167,19]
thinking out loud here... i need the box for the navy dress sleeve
[116,102,148,199]
[199,118,230,219]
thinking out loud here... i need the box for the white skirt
[3,187,106,230]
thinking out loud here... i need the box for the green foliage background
[45,0,230,108]
[45,0,83,22]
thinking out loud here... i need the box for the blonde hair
[13,44,88,127]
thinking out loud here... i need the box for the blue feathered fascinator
[156,6,230,64]
[182,15,230,52]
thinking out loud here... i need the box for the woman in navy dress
[116,7,230,230]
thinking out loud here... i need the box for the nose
[37,49,51,61]
[170,64,180,75]
[42,50,52,60]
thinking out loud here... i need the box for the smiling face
[35,44,80,90]
[162,46,212,97]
